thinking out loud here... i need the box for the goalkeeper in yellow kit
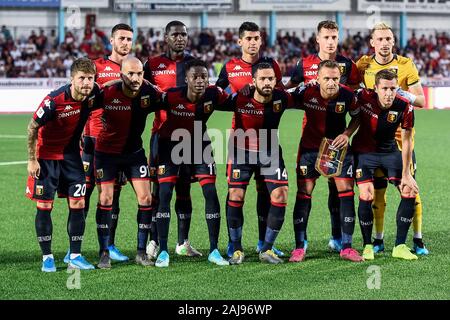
[356,22,429,257]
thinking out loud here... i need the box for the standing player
[154,59,230,267]
[356,22,428,255]
[79,23,134,263]
[143,21,200,258]
[353,70,419,260]
[94,57,163,268]
[286,20,361,253]
[222,62,297,265]
[216,21,285,257]
[26,58,100,272]
[288,60,363,263]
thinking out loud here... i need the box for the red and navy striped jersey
[33,83,102,160]
[144,52,196,133]
[218,88,294,152]
[293,84,358,150]
[157,85,229,140]
[352,89,414,153]
[290,54,360,86]
[84,56,122,138]
[216,56,282,93]
[95,81,163,154]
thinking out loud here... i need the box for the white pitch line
[0,161,27,166]
[0,134,27,138]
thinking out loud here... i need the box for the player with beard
[216,21,285,258]
[94,57,163,268]
[26,58,101,272]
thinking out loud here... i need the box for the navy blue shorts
[355,151,403,186]
[94,148,149,185]
[157,140,216,185]
[227,147,288,190]
[26,152,86,202]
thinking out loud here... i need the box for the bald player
[94,57,163,268]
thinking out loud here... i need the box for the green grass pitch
[0,110,449,300]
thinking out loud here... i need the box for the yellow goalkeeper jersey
[356,54,420,150]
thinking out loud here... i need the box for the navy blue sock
[227,200,244,252]
[68,208,85,254]
[358,199,373,246]
[395,197,415,246]
[137,205,152,253]
[35,206,53,255]
[261,201,286,252]
[96,204,112,253]
[293,193,311,249]
[339,191,356,249]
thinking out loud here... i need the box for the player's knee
[270,186,288,204]
[359,192,373,202]
[99,191,113,206]
[37,201,53,209]
[69,199,85,209]
[229,188,245,202]
[137,193,152,206]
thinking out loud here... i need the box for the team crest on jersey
[96,169,104,179]
[273,100,282,113]
[204,101,213,113]
[356,169,362,179]
[387,111,398,123]
[232,169,240,179]
[83,161,90,173]
[141,95,150,108]
[158,165,165,175]
[338,63,346,75]
[335,102,345,113]
[299,166,307,176]
[36,185,44,196]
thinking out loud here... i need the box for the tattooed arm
[27,118,40,178]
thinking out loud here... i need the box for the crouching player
[26,58,101,271]
[353,69,420,260]
[154,59,230,267]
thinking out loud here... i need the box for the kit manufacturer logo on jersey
[158,63,166,69]
[233,65,243,71]
[104,66,113,71]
